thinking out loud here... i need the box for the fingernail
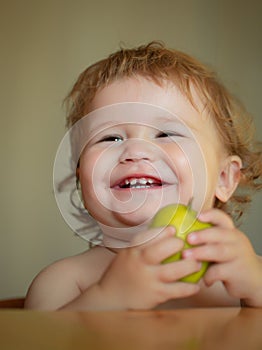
[187,232,197,244]
[182,249,193,259]
[197,262,202,270]
[167,226,176,235]
[198,212,208,221]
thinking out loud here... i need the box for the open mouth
[116,177,163,189]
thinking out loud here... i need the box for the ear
[215,155,242,203]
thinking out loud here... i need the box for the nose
[119,138,156,164]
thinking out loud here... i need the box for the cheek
[79,148,116,206]
[80,147,113,180]
[165,141,210,210]
[165,143,194,183]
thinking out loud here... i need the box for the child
[25,42,262,310]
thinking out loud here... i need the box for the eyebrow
[154,115,179,123]
[154,115,197,131]
[87,121,124,135]
[86,113,197,135]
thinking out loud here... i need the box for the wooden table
[0,307,261,350]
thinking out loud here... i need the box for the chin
[110,205,160,228]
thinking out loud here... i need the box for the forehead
[90,77,199,117]
[87,77,214,132]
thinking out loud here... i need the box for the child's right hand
[92,226,201,310]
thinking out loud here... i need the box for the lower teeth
[131,185,150,189]
[120,182,162,189]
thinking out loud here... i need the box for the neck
[98,222,148,249]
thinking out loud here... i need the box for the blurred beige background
[0,0,261,299]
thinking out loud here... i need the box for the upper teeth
[123,178,155,188]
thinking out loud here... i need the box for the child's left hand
[182,208,262,307]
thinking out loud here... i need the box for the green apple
[150,203,212,283]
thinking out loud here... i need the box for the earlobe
[215,155,242,202]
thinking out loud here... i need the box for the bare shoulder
[25,246,115,310]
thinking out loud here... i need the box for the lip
[111,173,169,190]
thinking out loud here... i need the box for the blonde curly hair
[64,41,262,222]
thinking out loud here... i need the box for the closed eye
[98,135,123,143]
[156,131,184,138]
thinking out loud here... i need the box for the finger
[130,226,175,248]
[187,227,237,246]
[198,208,234,229]
[159,259,202,282]
[141,236,184,264]
[164,281,200,300]
[182,242,236,262]
[203,262,229,286]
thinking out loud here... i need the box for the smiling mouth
[116,177,163,189]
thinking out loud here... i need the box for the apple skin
[150,203,212,283]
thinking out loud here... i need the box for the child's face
[78,77,228,231]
